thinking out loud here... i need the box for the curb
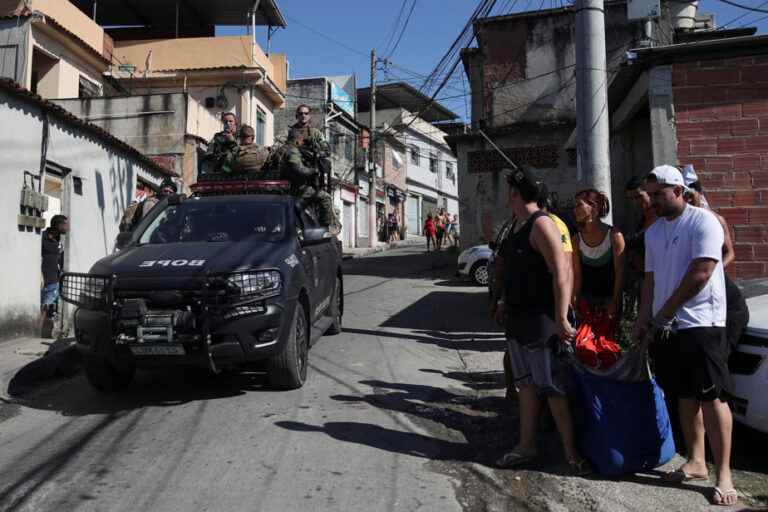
[343,238,426,259]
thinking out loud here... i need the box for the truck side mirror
[302,227,331,246]
[115,231,133,251]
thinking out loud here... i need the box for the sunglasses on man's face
[297,112,310,117]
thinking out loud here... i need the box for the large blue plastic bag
[571,369,676,477]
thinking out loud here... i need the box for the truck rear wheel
[85,356,135,392]
[268,301,308,389]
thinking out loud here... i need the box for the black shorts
[651,327,732,402]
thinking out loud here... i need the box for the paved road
[1,245,766,512]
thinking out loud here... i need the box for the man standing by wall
[633,165,736,506]
[40,215,69,337]
[491,168,585,473]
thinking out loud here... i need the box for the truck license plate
[130,345,186,356]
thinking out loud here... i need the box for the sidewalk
[343,235,427,259]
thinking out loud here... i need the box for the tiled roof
[0,78,176,177]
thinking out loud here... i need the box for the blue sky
[218,0,768,120]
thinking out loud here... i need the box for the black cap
[505,166,540,200]
[160,178,177,193]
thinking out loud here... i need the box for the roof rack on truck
[191,172,291,197]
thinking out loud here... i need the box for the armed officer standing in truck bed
[201,112,240,175]
[284,104,338,233]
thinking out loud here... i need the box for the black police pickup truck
[60,180,343,391]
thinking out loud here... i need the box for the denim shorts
[41,282,59,306]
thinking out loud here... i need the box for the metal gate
[342,202,354,248]
[406,195,419,236]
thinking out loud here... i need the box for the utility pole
[368,49,378,248]
[575,0,612,223]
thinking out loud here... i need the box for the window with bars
[429,153,438,174]
[446,162,455,183]
[410,146,420,166]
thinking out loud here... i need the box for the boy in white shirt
[633,165,736,507]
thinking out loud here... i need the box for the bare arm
[658,258,718,319]
[571,235,582,303]
[493,254,506,302]
[715,213,735,268]
[532,216,572,331]
[633,272,655,342]
[609,229,626,316]
[491,253,506,324]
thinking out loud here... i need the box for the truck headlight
[227,270,282,300]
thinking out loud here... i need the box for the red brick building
[608,34,768,280]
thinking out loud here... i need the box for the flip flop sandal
[711,487,738,507]
[663,468,709,483]
[496,449,537,469]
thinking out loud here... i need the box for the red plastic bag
[574,308,621,369]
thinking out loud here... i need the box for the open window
[31,48,60,98]
[79,75,101,98]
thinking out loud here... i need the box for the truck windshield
[139,201,287,244]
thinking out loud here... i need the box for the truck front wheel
[268,301,308,389]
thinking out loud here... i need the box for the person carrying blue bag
[632,165,737,507]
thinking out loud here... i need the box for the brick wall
[673,55,768,279]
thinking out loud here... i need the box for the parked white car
[457,244,492,286]
[730,294,768,434]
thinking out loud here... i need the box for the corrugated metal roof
[0,78,176,177]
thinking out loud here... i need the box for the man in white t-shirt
[633,165,736,506]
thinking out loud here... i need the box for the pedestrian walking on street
[40,214,69,337]
[424,214,437,252]
[491,168,587,474]
[449,214,459,247]
[435,209,446,250]
[633,165,737,507]
[571,189,625,326]
[387,212,400,243]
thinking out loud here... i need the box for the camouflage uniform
[288,123,330,154]
[200,130,239,174]
[232,144,274,176]
[284,123,336,227]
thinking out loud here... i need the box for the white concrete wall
[186,94,221,143]
[30,25,104,98]
[136,85,276,146]
[250,86,275,146]
[0,90,162,336]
